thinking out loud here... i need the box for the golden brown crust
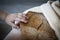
[19,11,58,40]
[20,11,42,29]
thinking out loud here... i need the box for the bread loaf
[19,11,58,40]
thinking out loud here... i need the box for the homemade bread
[19,11,58,40]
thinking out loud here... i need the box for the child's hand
[5,13,28,29]
[15,13,28,24]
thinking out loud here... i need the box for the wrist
[0,11,9,21]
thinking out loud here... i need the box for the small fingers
[13,25,19,29]
[22,13,29,19]
[18,13,28,19]
[15,13,28,24]
[20,19,27,23]
[15,17,27,24]
[12,23,20,29]
[10,21,20,29]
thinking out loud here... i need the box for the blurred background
[0,0,56,40]
[0,0,49,13]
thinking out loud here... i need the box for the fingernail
[24,21,28,23]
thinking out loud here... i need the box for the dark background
[0,0,56,40]
[0,0,49,13]
[0,0,56,13]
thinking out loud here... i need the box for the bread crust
[19,11,58,40]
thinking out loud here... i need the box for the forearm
[0,11,9,21]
